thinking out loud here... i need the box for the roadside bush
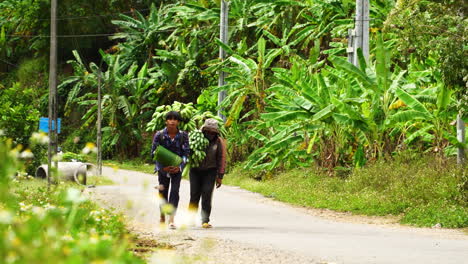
[0,137,144,263]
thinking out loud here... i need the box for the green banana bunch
[146,101,197,132]
[188,129,209,167]
[146,101,225,136]
[146,101,226,169]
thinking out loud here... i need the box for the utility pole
[457,114,466,165]
[97,70,102,176]
[351,0,369,66]
[217,0,229,122]
[47,0,58,190]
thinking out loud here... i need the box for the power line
[2,24,255,39]
[37,8,151,21]
[5,33,121,38]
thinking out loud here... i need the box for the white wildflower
[82,142,97,155]
[65,188,87,204]
[32,206,46,219]
[30,132,49,145]
[19,202,31,212]
[19,149,34,159]
[61,234,73,242]
[89,234,99,244]
[46,227,57,238]
[44,203,56,211]
[52,152,63,162]
[0,209,13,224]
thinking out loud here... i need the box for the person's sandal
[202,223,212,229]
[169,223,176,230]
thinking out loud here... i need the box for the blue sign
[39,117,61,134]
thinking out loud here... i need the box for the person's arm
[151,131,162,172]
[179,131,190,172]
[215,137,227,188]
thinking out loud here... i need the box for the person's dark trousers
[189,168,217,223]
[158,171,182,215]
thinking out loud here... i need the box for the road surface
[86,167,468,264]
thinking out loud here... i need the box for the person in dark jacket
[151,111,190,229]
[188,118,227,228]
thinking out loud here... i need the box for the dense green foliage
[1,0,465,168]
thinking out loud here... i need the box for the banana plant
[386,82,456,152]
[211,37,283,126]
[111,3,177,66]
[327,33,408,158]
[59,51,157,158]
[243,53,344,170]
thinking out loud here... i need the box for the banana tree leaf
[329,56,375,88]
[312,104,335,121]
[443,130,466,148]
[246,130,268,142]
[389,70,407,93]
[375,33,389,91]
[262,135,303,154]
[261,110,310,123]
[215,38,235,56]
[388,110,432,124]
[226,95,247,126]
[229,55,253,76]
[262,29,282,46]
[331,97,363,121]
[356,48,367,72]
[137,62,148,90]
[437,84,452,111]
[414,95,436,105]
[404,124,434,145]
[293,96,314,111]
[395,88,431,117]
[317,74,330,105]
[307,131,318,154]
[258,37,266,62]
[289,25,315,46]
[264,49,283,69]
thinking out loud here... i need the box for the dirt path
[85,167,468,264]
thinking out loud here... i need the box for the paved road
[88,167,468,264]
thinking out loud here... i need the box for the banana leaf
[153,145,182,166]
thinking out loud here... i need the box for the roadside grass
[224,156,468,229]
[86,175,115,186]
[104,159,154,174]
[1,176,145,263]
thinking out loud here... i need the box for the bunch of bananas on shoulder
[188,129,209,167]
[146,101,225,136]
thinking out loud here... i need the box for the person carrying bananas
[188,118,227,228]
[151,111,190,229]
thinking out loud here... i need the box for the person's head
[165,111,182,130]
[201,118,219,140]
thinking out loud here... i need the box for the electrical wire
[36,8,151,21]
